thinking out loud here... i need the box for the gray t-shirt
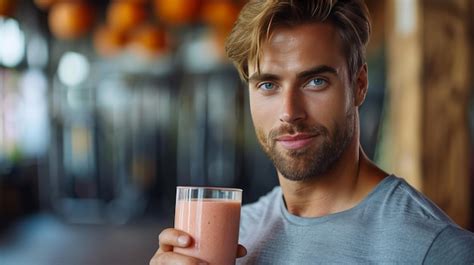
[238,175,474,264]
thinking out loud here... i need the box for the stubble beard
[256,111,355,182]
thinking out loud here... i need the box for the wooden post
[381,0,471,228]
[420,0,471,228]
[379,0,423,189]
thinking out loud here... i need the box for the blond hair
[225,0,371,83]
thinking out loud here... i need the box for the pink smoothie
[174,199,241,265]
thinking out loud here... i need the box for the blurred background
[0,0,473,264]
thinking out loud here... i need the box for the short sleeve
[423,225,474,264]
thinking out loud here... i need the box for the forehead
[250,22,346,75]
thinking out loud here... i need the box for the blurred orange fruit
[107,1,147,32]
[128,24,169,58]
[93,25,128,58]
[0,0,17,17]
[201,0,240,30]
[48,1,96,39]
[153,0,202,25]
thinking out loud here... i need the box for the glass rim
[176,186,242,192]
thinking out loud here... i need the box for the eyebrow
[248,65,339,83]
[297,65,338,80]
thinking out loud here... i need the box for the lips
[275,133,317,150]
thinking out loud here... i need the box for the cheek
[306,88,350,126]
[249,93,277,130]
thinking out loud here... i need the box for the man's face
[248,23,359,181]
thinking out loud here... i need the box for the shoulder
[367,175,463,245]
[377,175,454,224]
[423,225,474,264]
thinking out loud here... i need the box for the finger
[236,244,247,258]
[158,228,192,253]
[150,251,208,265]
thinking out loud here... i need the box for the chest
[238,218,433,265]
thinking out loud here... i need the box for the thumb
[237,244,247,258]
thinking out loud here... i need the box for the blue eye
[310,78,325,86]
[306,78,327,89]
[258,82,275,90]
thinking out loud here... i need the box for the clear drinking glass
[174,186,242,265]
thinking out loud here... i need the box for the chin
[274,147,341,182]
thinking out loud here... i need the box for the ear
[354,64,368,107]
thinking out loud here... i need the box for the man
[151,0,474,264]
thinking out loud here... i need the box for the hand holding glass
[174,186,242,265]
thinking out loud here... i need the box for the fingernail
[198,262,208,265]
[177,235,189,246]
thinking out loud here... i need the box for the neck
[278,129,387,218]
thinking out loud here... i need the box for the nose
[279,89,306,123]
